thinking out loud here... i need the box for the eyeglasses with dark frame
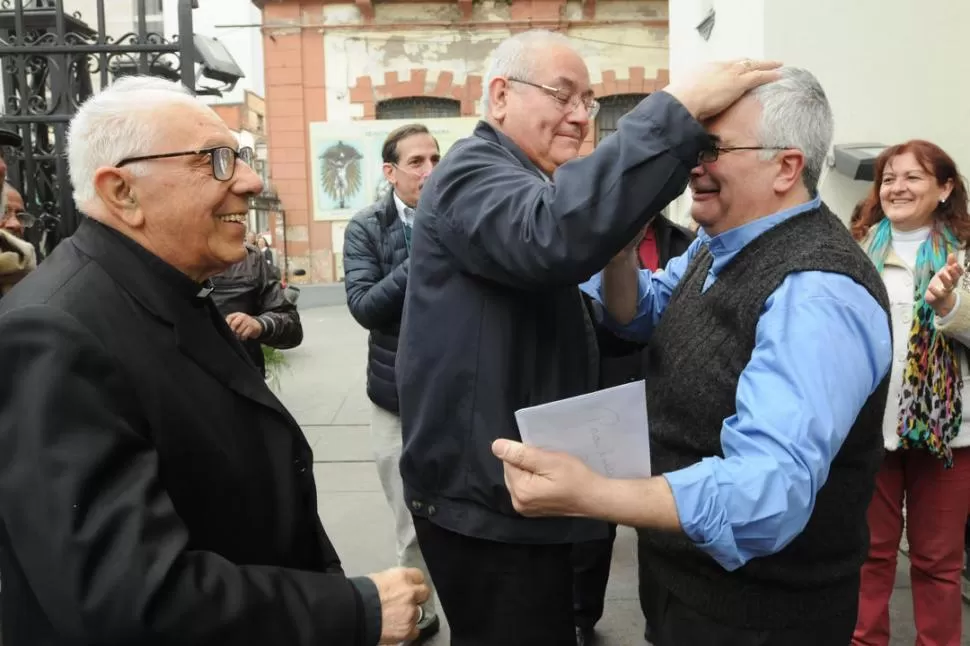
[1,209,35,229]
[116,146,255,181]
[698,146,794,164]
[507,77,600,120]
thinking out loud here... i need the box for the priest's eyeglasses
[116,146,255,181]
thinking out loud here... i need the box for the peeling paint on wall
[325,23,668,122]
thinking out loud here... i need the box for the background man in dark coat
[395,27,780,646]
[0,75,427,646]
[210,239,303,378]
[343,123,442,643]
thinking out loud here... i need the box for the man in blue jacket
[395,27,781,646]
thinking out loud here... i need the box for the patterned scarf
[866,217,963,467]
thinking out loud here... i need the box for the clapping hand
[925,252,964,318]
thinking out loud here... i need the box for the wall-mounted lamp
[831,143,887,182]
[193,33,246,96]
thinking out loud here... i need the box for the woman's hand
[925,253,965,318]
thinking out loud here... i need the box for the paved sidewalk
[278,304,969,645]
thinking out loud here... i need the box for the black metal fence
[0,0,195,257]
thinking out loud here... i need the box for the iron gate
[0,0,196,258]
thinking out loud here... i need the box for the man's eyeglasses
[116,146,255,181]
[2,210,36,229]
[698,146,793,164]
[507,78,600,120]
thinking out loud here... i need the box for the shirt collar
[393,192,414,225]
[474,120,553,182]
[700,194,822,258]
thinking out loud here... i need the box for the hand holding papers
[513,381,651,479]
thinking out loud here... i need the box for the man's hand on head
[664,59,783,122]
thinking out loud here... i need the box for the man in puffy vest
[343,123,442,644]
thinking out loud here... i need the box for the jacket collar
[473,120,550,182]
[378,189,399,229]
[70,218,296,422]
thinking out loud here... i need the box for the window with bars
[376,97,461,120]
[595,94,650,144]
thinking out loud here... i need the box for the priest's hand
[664,59,782,122]
[368,567,429,644]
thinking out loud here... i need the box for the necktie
[403,208,414,253]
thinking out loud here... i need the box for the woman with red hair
[852,140,970,645]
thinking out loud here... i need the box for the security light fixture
[193,33,246,96]
[832,143,887,182]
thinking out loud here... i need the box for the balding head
[481,30,595,175]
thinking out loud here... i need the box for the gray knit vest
[640,204,890,629]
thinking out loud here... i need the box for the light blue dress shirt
[580,197,892,571]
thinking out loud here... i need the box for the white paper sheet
[513,380,651,479]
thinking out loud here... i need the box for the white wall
[668,0,970,225]
[764,0,970,221]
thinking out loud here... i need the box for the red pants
[853,448,970,646]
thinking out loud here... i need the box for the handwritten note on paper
[513,381,651,479]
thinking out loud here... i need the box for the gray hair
[481,29,578,116]
[752,67,834,195]
[67,75,199,212]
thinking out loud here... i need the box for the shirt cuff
[664,461,746,572]
[349,576,382,646]
[579,271,652,342]
[255,314,276,341]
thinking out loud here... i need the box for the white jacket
[876,245,970,451]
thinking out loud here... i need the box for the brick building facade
[252,0,669,283]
